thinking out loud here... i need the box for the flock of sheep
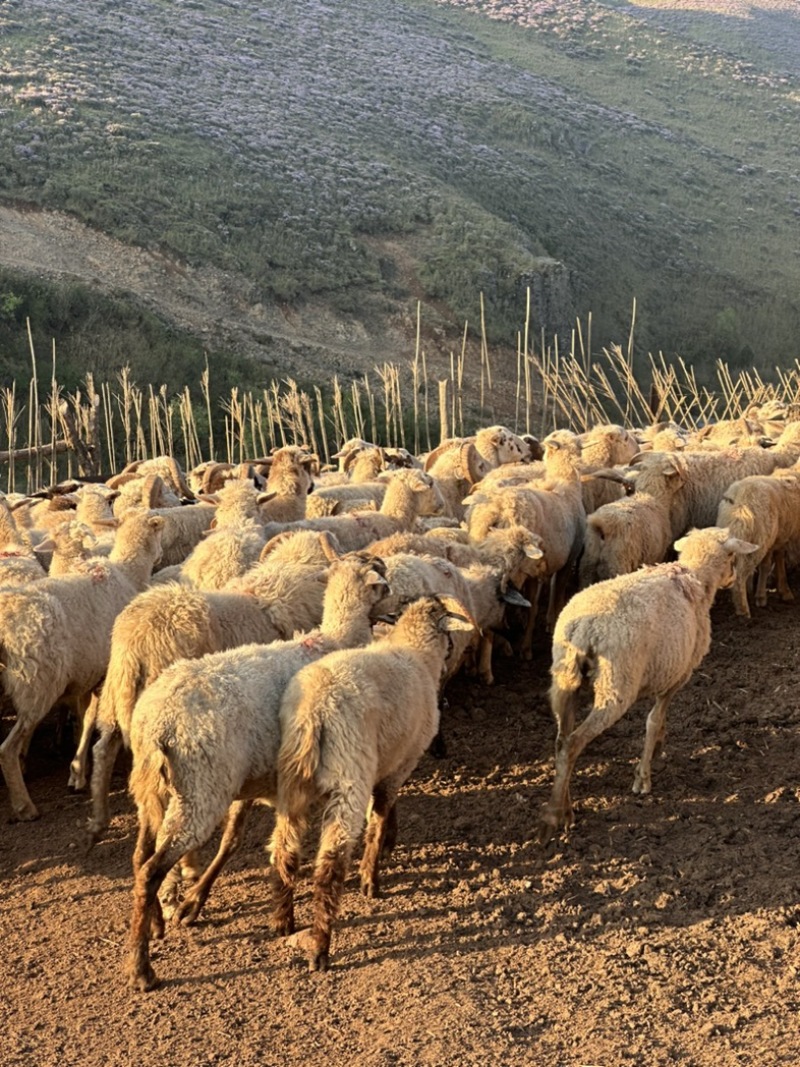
[0,400,798,990]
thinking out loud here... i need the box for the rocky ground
[2,591,799,1067]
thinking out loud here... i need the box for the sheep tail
[98,646,148,745]
[551,641,594,695]
[128,743,172,833]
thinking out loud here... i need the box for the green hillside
[1,0,799,388]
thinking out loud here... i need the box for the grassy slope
[0,0,799,381]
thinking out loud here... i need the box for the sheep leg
[307,783,373,971]
[539,695,625,845]
[86,725,124,846]
[730,568,752,617]
[477,631,495,686]
[754,551,773,609]
[269,812,307,937]
[359,783,398,898]
[309,834,353,973]
[128,829,188,993]
[774,550,794,603]
[632,686,680,795]
[519,577,542,660]
[174,800,253,926]
[547,568,570,632]
[0,708,46,821]
[68,691,97,791]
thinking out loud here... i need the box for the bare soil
[2,593,799,1067]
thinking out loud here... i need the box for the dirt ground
[2,590,799,1067]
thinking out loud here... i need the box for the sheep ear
[365,570,389,587]
[257,491,278,505]
[724,537,759,555]
[95,517,120,529]
[34,536,56,553]
[673,535,687,552]
[502,587,531,608]
[524,543,544,560]
[147,516,166,531]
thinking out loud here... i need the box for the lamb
[539,527,758,844]
[579,453,688,586]
[0,510,165,821]
[259,468,444,554]
[80,536,338,831]
[715,467,800,616]
[124,552,390,991]
[269,594,475,972]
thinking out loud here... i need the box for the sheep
[465,429,586,639]
[269,594,475,972]
[152,450,317,588]
[476,424,637,514]
[579,453,688,586]
[124,552,390,991]
[368,528,481,568]
[539,527,758,844]
[107,455,193,502]
[259,468,444,554]
[623,446,790,545]
[79,535,338,829]
[0,510,165,821]
[423,441,491,521]
[373,525,544,685]
[715,467,800,616]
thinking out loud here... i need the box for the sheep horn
[143,474,165,509]
[105,471,141,490]
[423,439,461,472]
[201,462,232,494]
[318,531,341,563]
[167,456,193,499]
[460,441,486,486]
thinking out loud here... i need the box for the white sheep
[579,453,688,586]
[715,467,800,616]
[465,429,586,639]
[269,594,475,971]
[80,536,339,835]
[0,510,165,821]
[423,441,491,521]
[259,468,444,553]
[539,527,758,843]
[124,552,390,991]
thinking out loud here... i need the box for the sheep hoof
[129,966,161,993]
[780,590,795,603]
[632,776,651,796]
[310,950,330,973]
[10,802,41,823]
[67,769,87,792]
[174,897,202,927]
[360,879,379,899]
[537,805,571,846]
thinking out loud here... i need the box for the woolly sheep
[715,468,800,616]
[80,536,339,829]
[124,552,389,991]
[579,453,688,586]
[0,510,165,821]
[539,527,758,843]
[270,594,475,971]
[465,429,586,638]
[259,468,444,554]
